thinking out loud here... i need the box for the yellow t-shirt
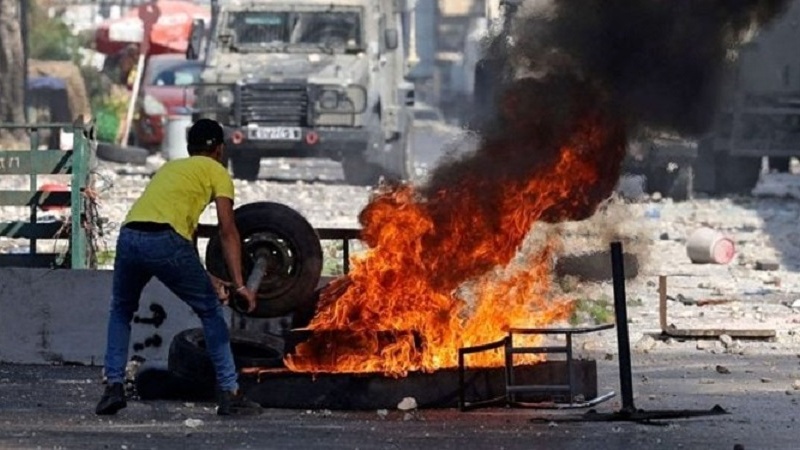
[124,155,234,241]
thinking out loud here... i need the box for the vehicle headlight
[344,86,367,112]
[216,89,234,108]
[142,94,167,116]
[318,90,339,110]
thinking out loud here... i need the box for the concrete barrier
[0,268,219,366]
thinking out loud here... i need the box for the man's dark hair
[187,118,224,155]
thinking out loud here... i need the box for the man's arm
[215,196,245,290]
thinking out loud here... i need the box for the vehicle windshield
[225,10,362,52]
[145,60,202,86]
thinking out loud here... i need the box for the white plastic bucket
[161,115,192,160]
[686,227,736,264]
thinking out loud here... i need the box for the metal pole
[21,0,29,123]
[231,250,269,312]
[610,241,635,412]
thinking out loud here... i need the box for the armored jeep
[187,0,415,184]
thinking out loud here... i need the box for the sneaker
[95,383,127,415]
[216,389,263,416]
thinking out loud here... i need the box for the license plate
[247,126,302,141]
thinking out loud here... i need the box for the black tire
[666,166,694,202]
[96,142,149,165]
[205,202,323,317]
[342,153,381,186]
[167,328,285,388]
[716,154,762,194]
[692,140,718,195]
[770,157,791,173]
[230,156,260,181]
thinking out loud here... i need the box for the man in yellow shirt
[95,119,262,416]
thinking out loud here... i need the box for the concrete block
[0,268,221,366]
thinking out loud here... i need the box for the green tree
[27,0,78,61]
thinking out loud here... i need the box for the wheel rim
[242,231,299,300]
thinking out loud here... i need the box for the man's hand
[208,272,233,304]
[235,286,258,313]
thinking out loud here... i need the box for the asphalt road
[2,347,799,450]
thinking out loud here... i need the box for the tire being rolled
[205,202,323,318]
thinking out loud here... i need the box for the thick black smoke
[508,0,792,136]
[414,0,792,224]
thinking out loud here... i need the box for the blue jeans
[103,226,238,392]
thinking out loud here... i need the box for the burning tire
[167,328,285,388]
[205,202,323,318]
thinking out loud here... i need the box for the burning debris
[285,0,792,377]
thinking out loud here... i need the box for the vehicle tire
[205,202,323,318]
[770,157,791,173]
[692,139,718,195]
[396,120,415,182]
[667,165,694,202]
[230,156,260,181]
[96,142,149,165]
[342,153,381,186]
[716,154,762,194]
[167,328,286,388]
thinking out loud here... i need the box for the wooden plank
[663,328,776,339]
[0,151,72,175]
[0,253,61,268]
[0,190,71,208]
[659,275,667,332]
[0,221,67,239]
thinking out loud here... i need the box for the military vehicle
[186,0,415,184]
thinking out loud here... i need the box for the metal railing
[0,118,96,269]
[457,323,616,411]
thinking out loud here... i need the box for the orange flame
[285,81,627,377]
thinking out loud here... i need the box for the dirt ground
[1,344,799,450]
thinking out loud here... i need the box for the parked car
[132,54,203,152]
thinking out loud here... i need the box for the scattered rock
[634,335,657,353]
[755,260,780,271]
[183,419,203,428]
[716,365,731,374]
[397,397,418,411]
[719,334,734,349]
[696,340,714,351]
[377,409,389,419]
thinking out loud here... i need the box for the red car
[132,54,202,152]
